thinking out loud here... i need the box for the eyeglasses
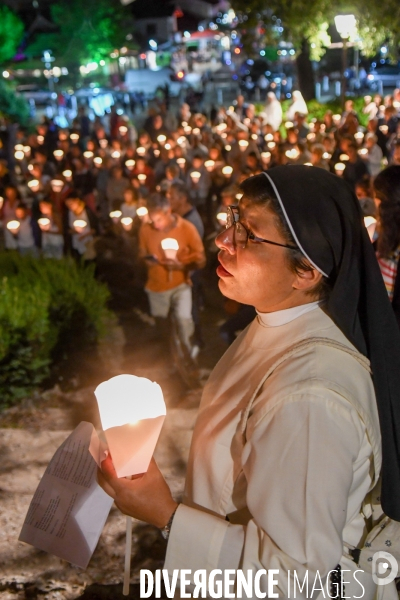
[226,205,298,250]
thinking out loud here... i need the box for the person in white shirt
[99,167,400,600]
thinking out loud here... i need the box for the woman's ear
[292,267,323,293]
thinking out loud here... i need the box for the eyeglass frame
[225,205,298,250]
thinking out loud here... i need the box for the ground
[0,236,229,600]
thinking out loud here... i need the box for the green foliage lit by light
[26,0,134,65]
[0,81,30,126]
[0,5,24,64]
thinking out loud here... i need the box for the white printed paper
[19,422,114,569]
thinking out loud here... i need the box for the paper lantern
[121,217,133,231]
[110,210,122,223]
[7,220,20,234]
[161,237,179,260]
[94,374,166,478]
[73,219,87,233]
[38,217,51,231]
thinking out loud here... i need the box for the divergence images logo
[372,551,398,585]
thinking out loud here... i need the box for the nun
[99,166,400,600]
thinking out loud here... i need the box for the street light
[334,14,356,108]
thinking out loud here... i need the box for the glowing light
[217,212,228,225]
[121,217,133,231]
[222,166,233,177]
[73,219,87,233]
[125,159,135,170]
[161,238,179,260]
[137,207,148,218]
[205,160,215,172]
[38,217,51,231]
[50,179,64,192]
[335,162,346,175]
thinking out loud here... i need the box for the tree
[0,5,24,65]
[26,0,134,67]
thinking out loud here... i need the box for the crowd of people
[1,87,400,347]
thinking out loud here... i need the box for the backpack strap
[239,336,371,437]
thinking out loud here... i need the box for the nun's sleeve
[165,390,367,597]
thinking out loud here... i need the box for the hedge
[0,254,111,408]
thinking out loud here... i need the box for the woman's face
[215,202,303,312]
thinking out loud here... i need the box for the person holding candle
[99,165,400,600]
[38,199,64,259]
[65,192,99,261]
[1,185,21,250]
[138,193,205,355]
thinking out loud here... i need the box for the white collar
[257,301,320,327]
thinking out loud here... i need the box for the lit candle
[165,143,171,150]
[50,179,64,193]
[304,162,313,166]
[222,166,233,177]
[307,133,316,141]
[323,152,332,160]
[125,159,135,171]
[93,157,103,167]
[153,149,160,157]
[267,142,276,149]
[261,151,271,164]
[205,160,215,172]
[119,126,128,136]
[110,210,122,223]
[27,179,40,193]
[354,132,364,142]
[7,220,20,234]
[111,150,121,159]
[99,139,108,149]
[332,114,341,124]
[83,151,94,159]
[23,146,31,157]
[38,217,51,231]
[225,145,232,152]
[358,148,368,156]
[285,121,294,129]
[177,136,186,146]
[335,162,346,175]
[73,219,87,233]
[184,126,192,135]
[364,216,377,241]
[161,237,179,260]
[37,135,44,145]
[136,207,148,219]
[190,171,201,184]
[63,169,73,181]
[339,154,349,161]
[53,149,64,161]
[137,173,147,183]
[136,147,146,156]
[217,212,227,226]
[192,128,200,136]
[251,133,258,141]
[238,140,249,151]
[379,125,388,135]
[70,133,80,143]
[94,374,166,598]
[177,158,186,169]
[14,150,24,161]
[15,144,24,152]
[264,134,274,142]
[121,217,133,231]
[157,135,166,145]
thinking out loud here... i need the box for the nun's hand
[98,455,178,528]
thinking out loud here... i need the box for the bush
[0,254,111,408]
[0,80,31,127]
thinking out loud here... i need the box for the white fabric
[256,301,319,327]
[165,307,396,600]
[263,93,283,132]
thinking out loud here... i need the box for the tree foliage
[0,5,24,64]
[26,0,134,66]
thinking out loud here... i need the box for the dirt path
[0,279,228,600]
